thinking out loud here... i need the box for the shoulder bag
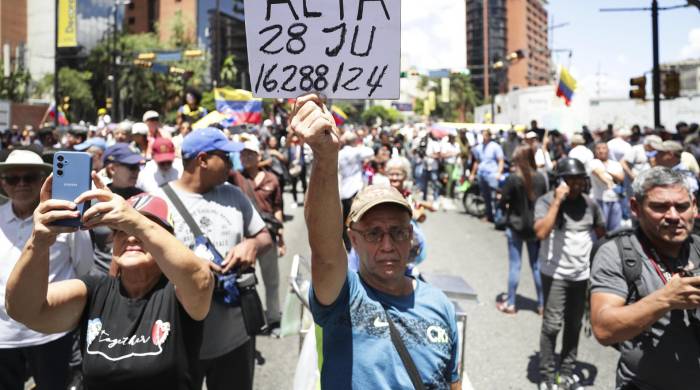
[161,183,268,335]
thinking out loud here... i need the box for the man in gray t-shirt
[157,128,272,390]
[590,167,700,390]
[534,158,605,390]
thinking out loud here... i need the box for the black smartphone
[51,151,92,227]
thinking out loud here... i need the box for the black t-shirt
[500,172,548,238]
[78,274,202,390]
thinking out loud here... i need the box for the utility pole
[54,0,60,128]
[111,3,119,122]
[214,0,221,85]
[651,0,661,128]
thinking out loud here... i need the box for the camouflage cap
[652,140,683,154]
[346,185,412,226]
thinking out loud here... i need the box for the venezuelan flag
[331,105,348,126]
[47,104,69,125]
[556,66,577,106]
[214,88,263,126]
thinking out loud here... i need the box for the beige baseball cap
[346,185,412,226]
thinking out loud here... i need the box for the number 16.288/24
[253,63,388,97]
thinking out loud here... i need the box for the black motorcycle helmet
[557,157,587,177]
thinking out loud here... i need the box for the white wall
[475,85,700,135]
[26,0,56,80]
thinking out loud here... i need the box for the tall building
[466,0,507,100]
[466,0,549,99]
[507,0,549,90]
[0,0,28,71]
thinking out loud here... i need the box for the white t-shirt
[153,182,265,359]
[569,145,594,167]
[425,139,442,171]
[441,140,460,165]
[622,144,648,177]
[136,158,183,193]
[588,159,624,202]
[0,203,93,348]
[338,145,374,200]
[607,137,632,162]
[535,148,552,170]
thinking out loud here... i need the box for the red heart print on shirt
[151,320,171,346]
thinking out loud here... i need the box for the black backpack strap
[161,183,204,237]
[615,233,645,302]
[383,306,426,390]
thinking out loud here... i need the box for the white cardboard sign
[244,0,400,99]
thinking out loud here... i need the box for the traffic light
[629,75,646,100]
[183,49,203,58]
[105,97,113,109]
[137,52,156,61]
[61,96,70,113]
[662,70,680,99]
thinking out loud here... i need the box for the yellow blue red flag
[331,105,348,126]
[214,88,263,126]
[556,66,577,106]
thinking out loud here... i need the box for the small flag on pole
[331,105,348,126]
[556,66,577,106]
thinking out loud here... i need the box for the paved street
[253,195,619,390]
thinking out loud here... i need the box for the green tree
[84,13,208,122]
[361,105,401,126]
[416,73,479,122]
[219,55,238,87]
[56,68,95,122]
[0,66,31,102]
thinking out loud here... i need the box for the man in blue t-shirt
[290,94,461,390]
[469,129,505,222]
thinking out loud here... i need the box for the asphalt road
[252,195,620,390]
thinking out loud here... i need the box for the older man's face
[1,168,45,205]
[348,204,413,284]
[655,151,679,168]
[632,185,696,246]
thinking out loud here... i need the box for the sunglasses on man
[1,173,44,186]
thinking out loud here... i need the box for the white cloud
[578,73,628,99]
[401,0,466,71]
[78,15,111,50]
[680,28,700,59]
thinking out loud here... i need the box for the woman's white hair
[385,156,411,179]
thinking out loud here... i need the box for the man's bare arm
[591,275,700,345]
[290,94,347,306]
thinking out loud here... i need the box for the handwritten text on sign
[244,0,400,99]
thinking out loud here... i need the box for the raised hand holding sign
[244,0,400,99]
[288,94,340,157]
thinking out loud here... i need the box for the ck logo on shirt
[85,317,171,361]
[426,325,449,344]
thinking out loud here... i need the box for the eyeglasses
[1,173,43,186]
[349,226,411,243]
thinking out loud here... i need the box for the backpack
[585,228,700,343]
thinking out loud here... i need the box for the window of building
[128,16,135,25]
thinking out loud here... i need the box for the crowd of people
[0,93,698,390]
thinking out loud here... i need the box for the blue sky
[548,0,700,97]
[401,0,700,98]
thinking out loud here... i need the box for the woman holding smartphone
[5,172,213,390]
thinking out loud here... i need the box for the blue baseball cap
[74,137,107,151]
[103,143,145,165]
[181,127,244,159]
